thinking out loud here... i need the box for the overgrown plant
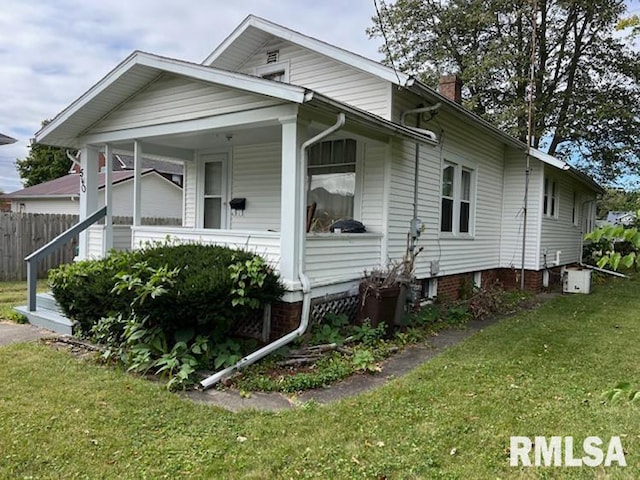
[585,219,640,270]
[603,382,640,405]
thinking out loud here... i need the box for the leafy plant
[211,339,243,370]
[309,313,350,346]
[584,220,640,271]
[444,304,471,325]
[350,320,386,346]
[352,349,378,372]
[603,382,640,405]
[229,255,271,308]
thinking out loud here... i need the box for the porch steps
[14,293,73,336]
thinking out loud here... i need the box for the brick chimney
[439,75,462,103]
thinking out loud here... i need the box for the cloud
[0,0,385,193]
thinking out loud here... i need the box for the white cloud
[0,0,385,192]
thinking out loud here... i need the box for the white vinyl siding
[499,150,541,270]
[230,142,282,231]
[388,90,506,278]
[239,42,391,118]
[98,174,182,219]
[183,160,197,227]
[88,74,284,134]
[539,165,594,267]
[359,141,386,233]
[12,198,80,215]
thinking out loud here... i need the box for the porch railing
[24,206,107,311]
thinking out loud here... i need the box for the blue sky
[0,0,385,193]
[1,1,638,193]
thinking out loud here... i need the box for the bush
[49,243,284,338]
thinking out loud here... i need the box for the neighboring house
[0,133,17,145]
[4,169,182,219]
[28,15,602,334]
[605,211,636,226]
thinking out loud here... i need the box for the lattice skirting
[310,293,359,325]
[232,304,271,342]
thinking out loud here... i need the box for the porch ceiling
[110,124,283,152]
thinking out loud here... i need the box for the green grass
[0,278,639,478]
[0,279,48,321]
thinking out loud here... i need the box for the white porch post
[78,144,99,259]
[279,116,301,287]
[103,144,114,253]
[133,140,142,226]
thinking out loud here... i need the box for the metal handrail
[25,206,107,311]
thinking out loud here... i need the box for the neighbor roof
[0,133,17,145]
[5,169,158,199]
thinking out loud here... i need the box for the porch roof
[34,51,437,150]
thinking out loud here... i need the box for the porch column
[78,144,99,259]
[133,140,142,226]
[103,144,114,253]
[279,116,302,287]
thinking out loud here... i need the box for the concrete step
[36,293,63,315]
[13,306,73,336]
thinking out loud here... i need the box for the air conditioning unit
[563,267,591,294]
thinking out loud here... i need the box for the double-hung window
[543,177,557,218]
[440,162,475,235]
[307,138,357,232]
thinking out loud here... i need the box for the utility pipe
[200,113,346,389]
[399,104,440,142]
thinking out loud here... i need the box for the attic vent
[266,50,279,64]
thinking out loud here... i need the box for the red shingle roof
[4,169,154,198]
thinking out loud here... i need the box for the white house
[26,15,602,336]
[5,169,182,218]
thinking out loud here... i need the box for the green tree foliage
[368,0,640,183]
[15,142,73,187]
[596,188,640,219]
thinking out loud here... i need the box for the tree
[15,121,73,187]
[596,188,640,218]
[368,0,640,184]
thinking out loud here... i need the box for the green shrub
[49,243,284,338]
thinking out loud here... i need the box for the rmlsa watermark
[510,436,626,467]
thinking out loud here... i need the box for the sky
[0,0,386,193]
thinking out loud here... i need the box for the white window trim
[255,60,290,83]
[439,159,477,238]
[543,176,558,219]
[306,137,363,232]
[197,151,229,229]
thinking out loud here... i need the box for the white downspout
[200,113,346,390]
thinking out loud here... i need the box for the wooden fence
[0,213,182,281]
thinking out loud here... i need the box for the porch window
[440,162,475,235]
[308,138,356,232]
[544,177,557,217]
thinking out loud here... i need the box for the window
[544,177,557,217]
[440,165,454,232]
[308,138,357,232]
[255,60,290,83]
[440,162,475,235]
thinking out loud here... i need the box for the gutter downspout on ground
[199,113,346,390]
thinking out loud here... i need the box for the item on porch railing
[329,219,366,233]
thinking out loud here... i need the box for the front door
[202,153,227,229]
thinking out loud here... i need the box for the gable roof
[528,148,604,193]
[3,169,174,199]
[35,51,310,148]
[203,15,410,86]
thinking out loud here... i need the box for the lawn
[0,279,47,321]
[0,276,638,478]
